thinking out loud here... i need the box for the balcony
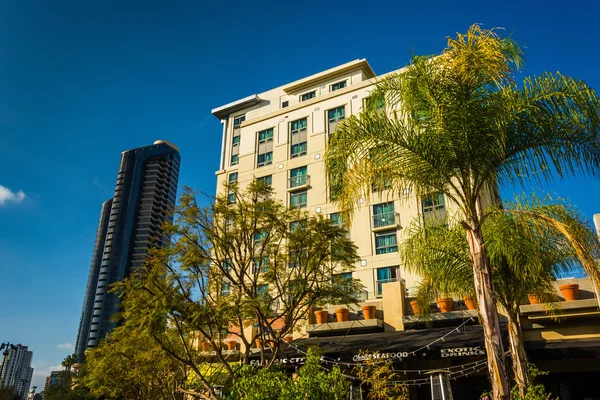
[288,175,310,191]
[376,277,399,297]
[371,211,400,231]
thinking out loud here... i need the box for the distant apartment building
[211,59,475,298]
[0,344,33,399]
[75,140,181,361]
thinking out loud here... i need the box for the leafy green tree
[325,24,600,398]
[0,386,19,400]
[227,347,350,400]
[83,323,187,400]
[114,181,360,399]
[401,196,599,395]
[354,351,409,400]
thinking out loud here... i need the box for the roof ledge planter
[335,307,349,322]
[559,284,579,301]
[527,294,540,304]
[463,296,478,310]
[314,310,329,324]
[201,341,211,352]
[362,305,377,320]
[437,298,453,313]
[410,300,420,315]
[225,340,237,350]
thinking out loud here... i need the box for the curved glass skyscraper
[75,140,180,361]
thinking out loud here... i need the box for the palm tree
[400,196,599,395]
[325,25,600,398]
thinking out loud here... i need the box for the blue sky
[1,0,599,390]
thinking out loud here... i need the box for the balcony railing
[376,277,399,297]
[288,174,310,190]
[372,211,400,231]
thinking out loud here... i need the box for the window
[422,192,447,226]
[375,230,398,254]
[257,284,269,296]
[376,267,398,296]
[290,118,308,158]
[363,95,385,111]
[252,257,269,274]
[231,125,241,166]
[257,175,272,186]
[422,192,446,213]
[257,128,274,167]
[333,272,353,291]
[329,212,343,227]
[300,91,316,102]
[254,231,268,247]
[372,202,395,228]
[282,100,289,108]
[290,190,307,209]
[221,259,232,272]
[327,106,345,134]
[221,282,231,296]
[233,115,246,129]
[289,166,308,188]
[228,172,238,204]
[331,81,347,91]
[289,248,308,268]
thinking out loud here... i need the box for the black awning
[250,324,500,364]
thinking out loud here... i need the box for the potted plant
[437,297,453,313]
[409,300,420,315]
[559,283,579,301]
[527,294,540,304]
[362,304,377,320]
[314,309,329,324]
[225,340,237,350]
[201,341,211,351]
[463,296,478,310]
[255,338,262,348]
[284,336,294,343]
[335,307,349,322]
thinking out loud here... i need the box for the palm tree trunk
[507,310,528,397]
[465,222,510,399]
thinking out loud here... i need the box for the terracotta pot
[362,305,377,320]
[225,340,237,350]
[284,336,293,343]
[527,294,540,304]
[335,307,349,322]
[463,297,478,310]
[201,342,211,351]
[559,284,579,301]
[437,298,453,313]
[410,300,420,315]
[314,310,329,324]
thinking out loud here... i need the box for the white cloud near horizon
[57,343,73,350]
[32,364,63,378]
[0,184,26,206]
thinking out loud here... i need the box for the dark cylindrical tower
[85,140,180,349]
[74,198,113,362]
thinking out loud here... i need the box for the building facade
[0,344,33,399]
[75,140,181,359]
[212,59,461,298]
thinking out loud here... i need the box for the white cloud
[92,177,106,189]
[0,184,26,206]
[57,343,73,350]
[32,364,63,378]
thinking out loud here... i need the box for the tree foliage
[111,181,360,398]
[354,351,409,400]
[325,23,600,399]
[400,195,600,395]
[83,322,187,400]
[227,347,350,400]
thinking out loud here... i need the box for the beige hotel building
[211,59,454,301]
